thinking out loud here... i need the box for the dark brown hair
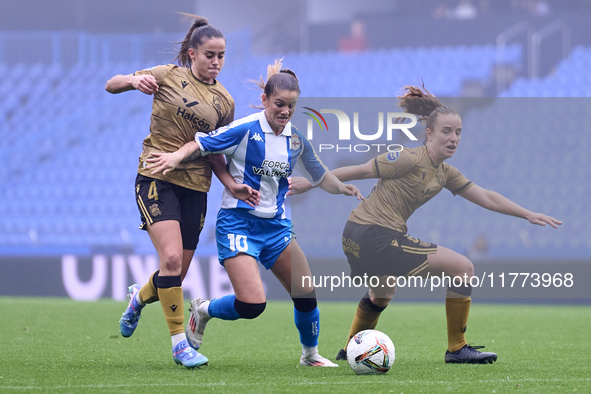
[397,84,459,144]
[174,13,225,68]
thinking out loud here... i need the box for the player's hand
[132,75,158,95]
[146,151,183,176]
[525,211,562,228]
[339,183,365,200]
[230,184,261,207]
[287,176,313,196]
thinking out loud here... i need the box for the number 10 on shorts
[228,234,248,252]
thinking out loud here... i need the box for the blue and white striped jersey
[196,110,328,219]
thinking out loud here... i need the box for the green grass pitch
[0,298,589,393]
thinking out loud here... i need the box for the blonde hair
[249,58,300,109]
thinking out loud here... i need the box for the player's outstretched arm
[319,172,364,200]
[287,158,376,196]
[105,74,159,95]
[287,176,314,196]
[211,154,260,207]
[146,141,200,176]
[331,159,376,182]
[459,184,562,228]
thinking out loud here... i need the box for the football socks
[157,275,185,336]
[294,306,320,347]
[445,286,472,353]
[139,270,160,305]
[343,296,386,351]
[171,332,186,347]
[208,295,241,320]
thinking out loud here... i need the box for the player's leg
[120,175,163,337]
[338,222,400,359]
[427,245,497,364]
[338,276,395,360]
[186,254,266,349]
[186,210,266,350]
[271,240,338,367]
[129,246,194,311]
[148,220,208,368]
[134,190,203,307]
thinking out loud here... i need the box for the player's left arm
[459,184,562,228]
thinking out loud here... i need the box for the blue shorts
[215,209,292,269]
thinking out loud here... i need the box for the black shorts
[342,220,437,278]
[135,174,207,250]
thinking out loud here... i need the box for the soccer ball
[347,330,395,375]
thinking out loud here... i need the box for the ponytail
[397,83,458,143]
[249,58,300,109]
[174,13,225,68]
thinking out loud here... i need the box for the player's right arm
[105,74,159,95]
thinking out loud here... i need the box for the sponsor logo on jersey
[182,97,199,107]
[176,107,211,132]
[181,80,189,89]
[290,134,301,150]
[250,132,263,142]
[386,151,400,162]
[252,160,291,178]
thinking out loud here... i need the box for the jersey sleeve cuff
[194,135,210,156]
[309,171,327,187]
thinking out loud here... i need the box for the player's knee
[162,251,182,273]
[292,294,317,313]
[463,258,475,278]
[234,299,266,319]
[449,255,474,278]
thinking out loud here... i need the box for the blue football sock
[208,295,240,320]
[294,306,320,347]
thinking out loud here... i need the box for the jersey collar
[257,110,292,136]
[189,68,216,86]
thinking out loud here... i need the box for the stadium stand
[1,34,588,258]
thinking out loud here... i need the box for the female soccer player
[290,85,561,364]
[146,59,363,367]
[105,14,259,369]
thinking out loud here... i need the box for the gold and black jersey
[134,64,235,192]
[349,146,473,233]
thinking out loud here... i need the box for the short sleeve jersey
[349,146,473,233]
[134,64,235,192]
[196,111,328,219]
